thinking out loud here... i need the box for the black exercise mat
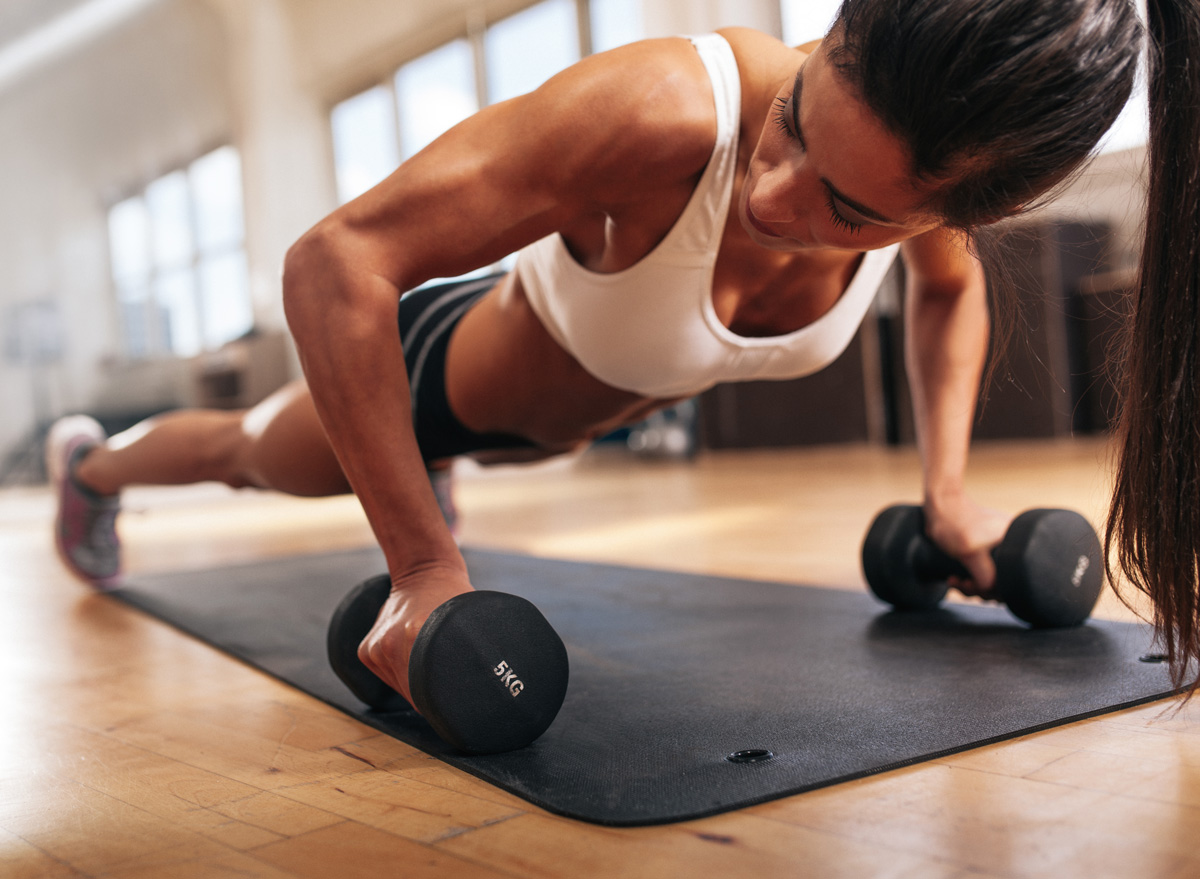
[112,546,1177,826]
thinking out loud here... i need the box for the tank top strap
[653,33,740,256]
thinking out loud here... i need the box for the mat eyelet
[726,749,773,764]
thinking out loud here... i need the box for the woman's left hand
[921,492,1009,597]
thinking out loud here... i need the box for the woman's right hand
[356,565,475,708]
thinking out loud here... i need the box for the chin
[753,225,812,251]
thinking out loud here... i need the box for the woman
[48,0,1197,705]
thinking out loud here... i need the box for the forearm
[282,224,465,580]
[904,264,989,510]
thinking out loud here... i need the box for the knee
[231,386,351,497]
[196,412,260,489]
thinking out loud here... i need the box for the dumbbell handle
[909,536,988,586]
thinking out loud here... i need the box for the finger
[960,552,997,595]
[947,574,982,597]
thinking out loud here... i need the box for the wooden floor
[3,438,1198,878]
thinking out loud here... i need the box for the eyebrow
[791,63,901,226]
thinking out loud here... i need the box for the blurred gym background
[0,0,1149,484]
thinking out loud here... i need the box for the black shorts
[398,274,535,463]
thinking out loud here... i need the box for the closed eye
[825,192,865,235]
[773,96,790,136]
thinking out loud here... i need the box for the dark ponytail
[1108,0,1200,693]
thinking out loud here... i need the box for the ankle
[72,447,118,498]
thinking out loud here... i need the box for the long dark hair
[827,0,1141,228]
[1108,0,1200,692]
[832,0,1200,691]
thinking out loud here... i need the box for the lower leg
[74,381,351,498]
[75,410,250,495]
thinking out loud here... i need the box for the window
[331,87,400,203]
[107,146,252,359]
[395,39,478,161]
[1095,49,1148,155]
[484,0,580,105]
[779,0,841,45]
[589,0,644,54]
[331,0,644,205]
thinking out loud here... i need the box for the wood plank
[275,771,522,844]
[251,821,518,879]
[0,827,91,879]
[438,811,983,879]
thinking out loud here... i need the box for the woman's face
[741,43,943,252]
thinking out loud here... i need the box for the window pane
[146,171,194,271]
[155,269,201,357]
[396,39,479,159]
[485,0,580,104]
[780,0,841,45]
[1096,88,1148,154]
[198,250,254,348]
[115,278,148,305]
[119,300,152,360]
[1095,41,1148,155]
[332,85,401,204]
[590,0,643,53]
[190,146,244,252]
[108,197,151,283]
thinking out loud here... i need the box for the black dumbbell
[327,575,569,754]
[861,505,1104,628]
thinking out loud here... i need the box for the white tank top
[515,33,900,399]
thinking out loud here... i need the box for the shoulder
[717,25,800,61]
[505,37,723,205]
[901,228,984,292]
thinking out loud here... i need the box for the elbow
[282,220,368,344]
[282,219,405,354]
[282,221,337,339]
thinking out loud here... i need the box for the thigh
[240,380,352,497]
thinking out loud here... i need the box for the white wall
[0,0,1149,468]
[0,0,229,458]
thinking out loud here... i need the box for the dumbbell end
[997,509,1104,628]
[862,505,951,611]
[327,575,413,712]
[409,590,569,755]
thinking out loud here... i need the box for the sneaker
[45,415,122,588]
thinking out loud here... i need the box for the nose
[748,158,813,226]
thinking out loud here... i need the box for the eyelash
[825,195,864,235]
[773,96,865,236]
[773,96,792,136]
